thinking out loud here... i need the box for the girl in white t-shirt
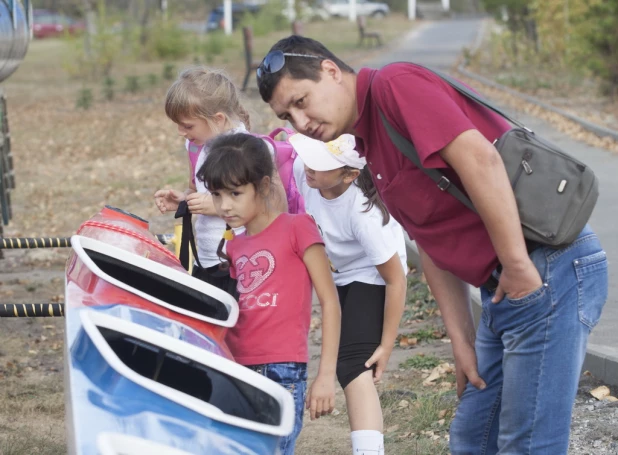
[153,66,287,296]
[290,134,408,455]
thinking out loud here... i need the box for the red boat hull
[65,206,233,351]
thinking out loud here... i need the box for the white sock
[351,430,384,455]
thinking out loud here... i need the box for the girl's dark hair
[196,133,274,269]
[347,166,390,226]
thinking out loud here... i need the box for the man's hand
[305,374,336,420]
[492,259,543,303]
[452,339,486,398]
[365,344,393,383]
[154,189,186,214]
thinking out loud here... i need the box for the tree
[481,0,538,55]
[575,0,618,95]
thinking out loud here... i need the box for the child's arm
[185,180,197,196]
[154,189,187,214]
[365,253,407,382]
[303,244,341,421]
[186,192,218,216]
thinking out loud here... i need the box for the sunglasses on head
[256,50,323,81]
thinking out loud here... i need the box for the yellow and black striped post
[0,237,71,249]
[0,303,65,317]
[0,235,174,249]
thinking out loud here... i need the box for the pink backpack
[257,127,305,215]
[187,129,305,214]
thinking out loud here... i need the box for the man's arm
[439,129,542,302]
[418,245,486,397]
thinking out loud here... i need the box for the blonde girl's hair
[165,66,251,132]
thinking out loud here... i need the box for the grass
[400,354,442,370]
[0,430,66,455]
[381,380,455,454]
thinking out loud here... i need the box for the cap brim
[289,134,345,171]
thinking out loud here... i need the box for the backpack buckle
[437,176,451,191]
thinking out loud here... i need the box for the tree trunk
[82,0,97,57]
[139,0,152,46]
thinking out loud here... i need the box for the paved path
[359,18,617,385]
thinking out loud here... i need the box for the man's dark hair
[257,36,355,102]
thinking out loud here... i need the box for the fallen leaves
[422,362,455,387]
[398,335,418,348]
[590,385,618,402]
[385,424,400,433]
[397,399,410,409]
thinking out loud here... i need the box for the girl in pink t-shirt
[196,132,342,455]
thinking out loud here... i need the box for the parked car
[206,3,261,32]
[33,9,85,39]
[320,0,389,18]
[281,1,330,21]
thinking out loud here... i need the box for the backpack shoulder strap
[377,110,477,213]
[174,200,202,271]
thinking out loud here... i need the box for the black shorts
[336,281,385,389]
[192,263,239,301]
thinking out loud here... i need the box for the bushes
[146,20,191,60]
[481,0,618,95]
[240,0,289,36]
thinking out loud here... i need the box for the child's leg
[345,371,384,454]
[337,282,386,455]
[344,370,383,430]
[248,362,307,455]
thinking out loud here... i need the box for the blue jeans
[450,225,608,455]
[247,362,307,455]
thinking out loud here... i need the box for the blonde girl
[154,66,287,295]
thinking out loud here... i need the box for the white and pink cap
[289,133,367,171]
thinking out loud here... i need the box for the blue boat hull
[66,305,282,454]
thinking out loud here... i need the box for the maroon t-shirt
[353,64,510,287]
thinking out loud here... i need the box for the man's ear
[321,59,343,83]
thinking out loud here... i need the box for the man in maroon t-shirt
[255,36,608,455]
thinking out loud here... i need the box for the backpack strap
[378,110,477,213]
[268,127,296,138]
[174,200,203,271]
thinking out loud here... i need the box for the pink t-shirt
[354,64,511,287]
[226,213,324,366]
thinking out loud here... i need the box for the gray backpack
[378,64,599,248]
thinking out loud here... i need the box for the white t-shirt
[293,157,407,286]
[192,125,275,267]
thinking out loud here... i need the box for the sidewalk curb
[405,237,618,386]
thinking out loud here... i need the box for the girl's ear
[258,176,272,197]
[343,168,361,184]
[213,112,228,129]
